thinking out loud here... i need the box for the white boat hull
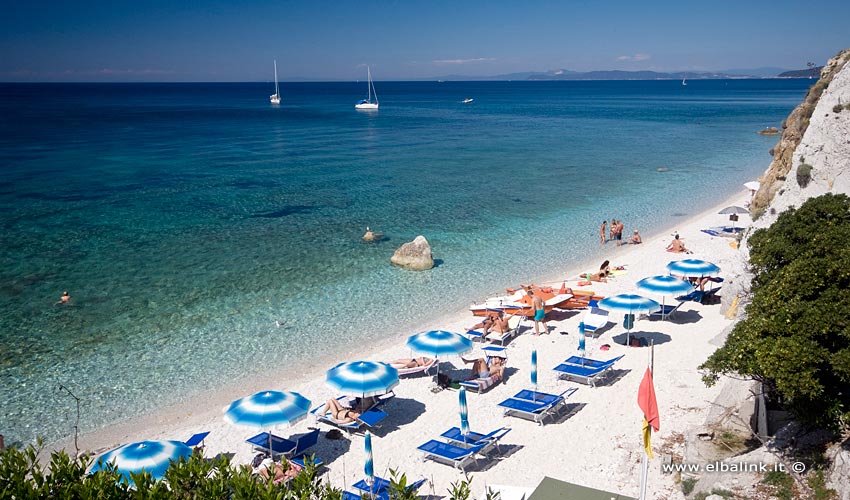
[270,94,280,104]
[355,102,378,110]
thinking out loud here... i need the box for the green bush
[0,441,456,500]
[681,477,697,495]
[797,163,813,188]
[700,194,850,431]
[763,470,795,500]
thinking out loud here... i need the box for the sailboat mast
[367,66,372,102]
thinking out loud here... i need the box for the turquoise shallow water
[0,79,810,444]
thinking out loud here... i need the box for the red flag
[637,367,660,432]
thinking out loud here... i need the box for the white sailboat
[355,66,379,110]
[682,78,687,86]
[270,60,281,104]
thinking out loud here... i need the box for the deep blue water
[0,79,811,445]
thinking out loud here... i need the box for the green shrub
[700,194,850,431]
[797,163,813,188]
[763,470,795,500]
[681,477,697,495]
[0,441,449,500]
[808,469,838,499]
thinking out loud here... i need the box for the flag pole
[639,340,656,500]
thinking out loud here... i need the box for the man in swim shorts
[528,290,548,335]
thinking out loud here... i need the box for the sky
[1,0,847,82]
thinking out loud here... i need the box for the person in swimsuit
[56,291,71,305]
[461,355,506,381]
[600,221,607,244]
[324,398,361,424]
[253,454,302,483]
[528,290,548,335]
[466,314,496,335]
[628,230,642,244]
[666,234,690,253]
[389,357,434,369]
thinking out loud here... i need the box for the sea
[0,79,811,446]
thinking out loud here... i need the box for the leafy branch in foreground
[700,194,850,431]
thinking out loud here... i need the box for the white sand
[48,190,753,499]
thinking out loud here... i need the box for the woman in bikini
[461,355,506,381]
[389,357,434,369]
[324,398,361,424]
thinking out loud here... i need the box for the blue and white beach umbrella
[459,387,469,439]
[597,294,660,346]
[636,275,694,321]
[406,330,473,358]
[530,349,538,391]
[326,361,399,398]
[666,259,720,278]
[89,440,193,484]
[364,431,374,489]
[224,390,311,429]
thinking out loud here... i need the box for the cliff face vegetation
[750,49,850,219]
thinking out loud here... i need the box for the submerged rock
[390,235,434,270]
[758,126,780,135]
[362,227,383,242]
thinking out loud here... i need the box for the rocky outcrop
[750,49,850,219]
[390,235,434,270]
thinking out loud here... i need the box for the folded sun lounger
[497,387,578,424]
[417,439,487,472]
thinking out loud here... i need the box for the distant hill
[721,67,792,77]
[778,66,823,78]
[428,68,791,81]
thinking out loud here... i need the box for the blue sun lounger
[247,428,320,458]
[311,394,393,434]
[648,301,684,320]
[184,431,210,448]
[561,355,624,370]
[497,387,578,424]
[553,357,622,387]
[417,439,487,472]
[439,426,511,454]
[351,476,428,498]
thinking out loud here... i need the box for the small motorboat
[462,98,474,104]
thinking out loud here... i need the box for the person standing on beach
[600,221,607,244]
[528,290,548,335]
[609,219,617,241]
[616,220,625,246]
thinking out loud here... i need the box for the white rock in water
[390,235,434,271]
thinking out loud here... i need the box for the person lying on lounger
[324,398,362,424]
[460,354,506,381]
[689,276,723,291]
[252,454,303,483]
[389,357,435,369]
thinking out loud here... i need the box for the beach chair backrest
[294,429,319,455]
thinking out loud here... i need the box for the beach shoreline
[44,186,753,498]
